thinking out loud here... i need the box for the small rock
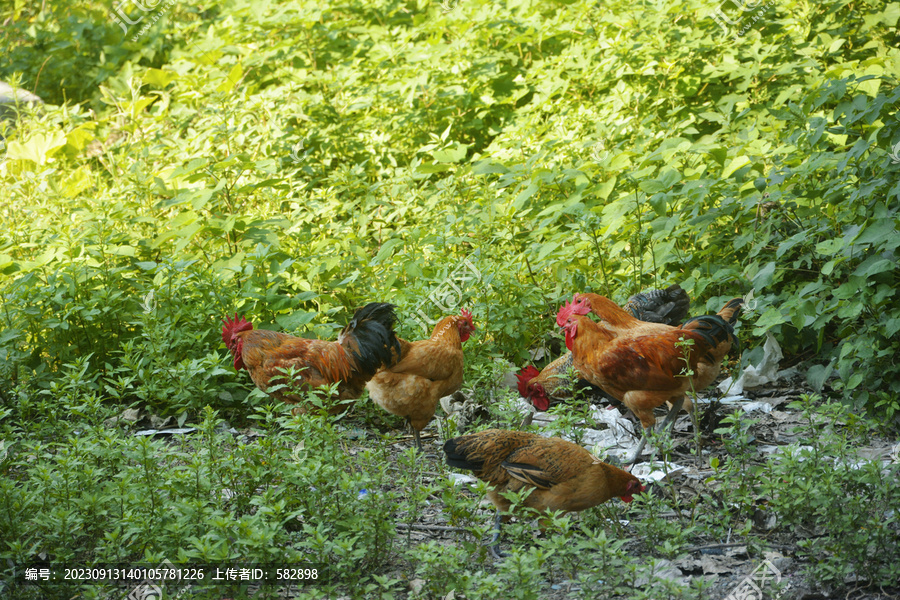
[0,82,43,125]
[764,550,793,573]
[149,414,174,429]
[635,558,685,586]
[497,360,519,391]
[104,407,144,428]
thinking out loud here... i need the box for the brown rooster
[222,302,400,415]
[569,292,743,391]
[366,309,475,451]
[518,285,692,411]
[444,429,644,557]
[556,292,743,431]
[558,296,742,464]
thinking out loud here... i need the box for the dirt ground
[113,365,898,600]
[368,370,900,600]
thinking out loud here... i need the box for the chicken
[222,302,400,415]
[562,292,685,339]
[558,296,742,464]
[516,354,617,418]
[515,354,574,412]
[559,292,743,425]
[519,285,691,411]
[366,309,475,451]
[568,292,743,375]
[444,429,644,557]
[623,283,690,324]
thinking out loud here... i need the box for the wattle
[233,340,246,370]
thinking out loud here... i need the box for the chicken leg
[489,509,507,559]
[411,421,424,453]
[627,396,686,465]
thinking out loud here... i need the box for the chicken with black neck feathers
[222,302,400,415]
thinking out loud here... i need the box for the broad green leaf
[61,166,93,198]
[853,256,894,278]
[152,211,199,248]
[108,246,136,257]
[415,163,452,174]
[167,158,208,180]
[658,168,681,188]
[536,241,560,261]
[751,261,777,289]
[722,156,751,179]
[707,147,727,166]
[846,371,864,390]
[6,131,67,164]
[640,180,665,193]
[0,254,17,274]
[173,223,203,253]
[512,184,539,211]
[372,239,404,263]
[143,68,178,87]
[433,143,469,163]
[806,362,834,392]
[216,63,243,93]
[65,127,95,153]
[275,311,317,330]
[753,306,788,332]
[884,317,900,338]
[853,219,896,246]
[472,160,509,175]
[798,281,826,298]
[189,188,215,211]
[596,177,617,200]
[815,239,843,256]
[882,2,900,25]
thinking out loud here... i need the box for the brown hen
[444,428,644,556]
[367,309,475,451]
[518,285,692,411]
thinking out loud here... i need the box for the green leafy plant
[761,394,900,587]
[1,0,899,596]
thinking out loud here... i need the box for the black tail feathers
[343,302,401,376]
[681,314,737,352]
[442,437,484,472]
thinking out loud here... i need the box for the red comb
[556,299,575,327]
[556,295,592,327]
[222,313,253,344]
[460,308,474,325]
